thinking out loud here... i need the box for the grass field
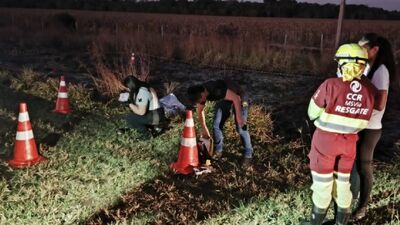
[1,8,400,77]
[0,8,399,225]
[0,67,398,225]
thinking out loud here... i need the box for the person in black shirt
[187,79,253,168]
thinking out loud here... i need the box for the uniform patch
[350,80,362,93]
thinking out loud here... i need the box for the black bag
[197,137,214,164]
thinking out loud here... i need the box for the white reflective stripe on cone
[18,112,30,122]
[184,119,194,127]
[16,130,34,140]
[181,137,197,147]
[58,92,68,98]
[60,81,66,86]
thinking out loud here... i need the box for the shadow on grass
[83,148,310,225]
[0,85,84,162]
[349,203,400,225]
[0,163,14,181]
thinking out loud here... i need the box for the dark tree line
[1,0,400,20]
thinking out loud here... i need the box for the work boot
[150,126,164,137]
[335,207,351,225]
[301,204,328,225]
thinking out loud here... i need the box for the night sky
[296,0,400,11]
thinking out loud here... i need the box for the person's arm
[308,81,328,120]
[372,66,389,111]
[225,89,244,128]
[374,90,388,111]
[128,103,147,116]
[197,103,210,138]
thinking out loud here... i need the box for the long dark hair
[123,75,150,103]
[361,33,398,90]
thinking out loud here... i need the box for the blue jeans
[212,99,253,158]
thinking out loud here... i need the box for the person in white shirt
[122,76,166,136]
[350,33,397,221]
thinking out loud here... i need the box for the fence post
[161,25,164,40]
[284,33,288,48]
[115,23,119,52]
[320,33,324,53]
[335,0,346,49]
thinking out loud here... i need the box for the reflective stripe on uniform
[311,170,334,209]
[312,171,334,183]
[181,137,197,147]
[314,112,368,133]
[335,174,353,209]
[319,112,369,129]
[16,130,34,140]
[308,99,324,120]
[334,171,351,182]
[18,112,30,122]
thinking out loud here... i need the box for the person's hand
[236,117,245,129]
[201,127,211,139]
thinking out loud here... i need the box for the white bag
[118,92,130,102]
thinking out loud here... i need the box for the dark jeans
[350,129,382,208]
[212,99,253,158]
[127,108,165,132]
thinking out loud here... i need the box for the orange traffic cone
[170,110,199,175]
[54,75,71,114]
[8,103,47,168]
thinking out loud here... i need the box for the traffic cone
[170,110,199,175]
[54,75,71,114]
[8,103,47,168]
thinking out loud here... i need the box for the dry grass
[1,9,399,81]
[224,105,275,148]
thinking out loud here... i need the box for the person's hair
[187,85,205,104]
[123,75,150,102]
[361,33,398,90]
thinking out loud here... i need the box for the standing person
[350,33,397,220]
[121,76,166,136]
[302,43,376,225]
[187,79,253,169]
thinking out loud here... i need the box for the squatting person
[121,75,166,136]
[187,79,253,169]
[302,43,377,225]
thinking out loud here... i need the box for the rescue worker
[122,76,166,136]
[302,43,377,225]
[187,79,253,168]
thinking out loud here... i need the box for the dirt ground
[1,47,399,224]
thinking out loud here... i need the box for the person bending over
[187,79,253,169]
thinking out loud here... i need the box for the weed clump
[225,105,275,147]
